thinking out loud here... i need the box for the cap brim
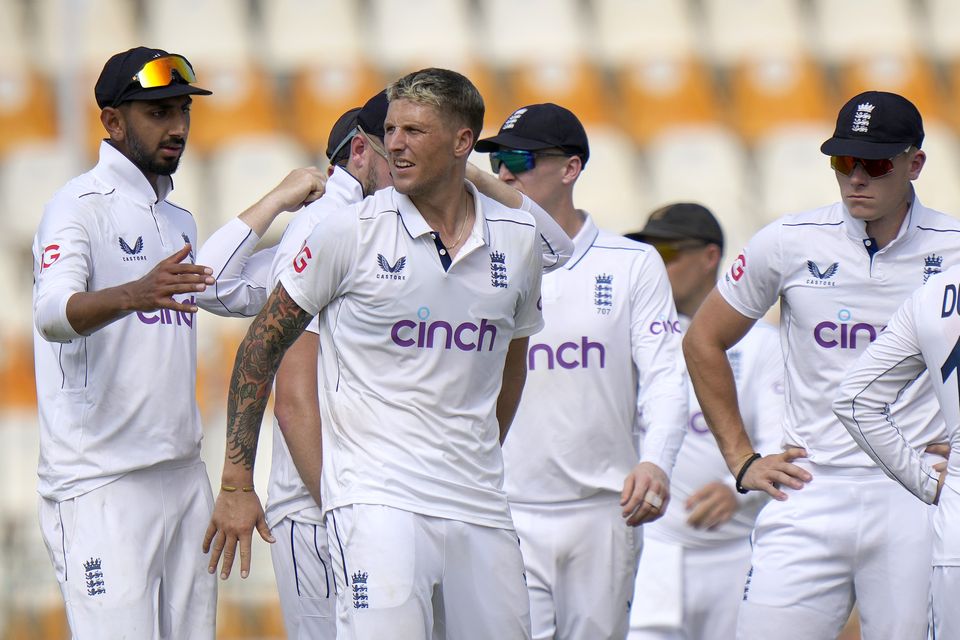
[820,137,911,160]
[118,83,213,105]
[474,132,555,153]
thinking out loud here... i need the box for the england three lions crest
[490,251,508,288]
[595,273,613,314]
[924,253,943,284]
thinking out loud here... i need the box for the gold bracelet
[221,484,255,493]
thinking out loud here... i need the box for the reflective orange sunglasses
[131,55,198,88]
[829,148,910,179]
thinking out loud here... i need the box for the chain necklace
[448,189,470,249]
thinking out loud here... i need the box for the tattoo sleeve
[225,283,313,470]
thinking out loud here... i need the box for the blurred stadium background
[2,0,960,637]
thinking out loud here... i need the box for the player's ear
[453,126,474,160]
[100,106,125,141]
[561,155,582,185]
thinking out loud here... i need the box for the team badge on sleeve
[40,244,61,270]
[293,244,312,273]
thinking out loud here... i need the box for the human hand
[202,488,274,580]
[266,167,327,213]
[621,462,670,526]
[934,461,948,505]
[124,244,214,313]
[735,447,811,501]
[686,482,738,530]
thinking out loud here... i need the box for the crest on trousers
[84,557,106,596]
[352,571,369,609]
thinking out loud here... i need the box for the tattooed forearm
[225,283,313,470]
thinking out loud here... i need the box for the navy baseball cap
[820,91,924,160]
[325,107,361,162]
[475,103,590,167]
[357,90,388,139]
[626,202,724,251]
[95,47,212,109]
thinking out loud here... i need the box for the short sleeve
[716,220,783,320]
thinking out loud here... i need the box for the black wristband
[735,453,762,494]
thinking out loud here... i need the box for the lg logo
[293,245,312,273]
[730,253,746,282]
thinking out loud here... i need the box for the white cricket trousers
[628,536,751,640]
[511,495,643,640]
[737,463,933,640]
[38,461,217,640]
[270,517,336,639]
[327,503,531,639]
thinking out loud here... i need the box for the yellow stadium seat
[728,56,831,143]
[614,58,720,144]
[504,61,613,127]
[288,63,385,155]
[0,69,57,157]
[837,54,947,124]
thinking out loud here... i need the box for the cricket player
[205,68,544,638]
[33,47,217,639]
[196,91,572,638]
[834,264,960,638]
[683,91,960,639]
[475,103,688,639]
[625,204,783,640]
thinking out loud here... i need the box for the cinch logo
[730,253,746,282]
[136,296,195,328]
[376,254,407,280]
[293,245,312,273]
[41,244,61,270]
[528,337,606,370]
[650,319,681,335]
[689,411,710,435]
[813,309,883,349]
[119,236,147,262]
[390,306,497,352]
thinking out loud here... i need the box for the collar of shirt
[92,140,174,205]
[391,180,489,252]
[562,211,599,270]
[841,186,920,251]
[328,164,365,205]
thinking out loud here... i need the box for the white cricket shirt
[33,141,202,501]
[502,215,687,504]
[279,182,544,529]
[834,265,960,564]
[647,318,783,549]
[718,195,960,468]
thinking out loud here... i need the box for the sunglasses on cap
[489,149,571,175]
[829,147,911,179]
[651,240,708,264]
[358,125,388,160]
[131,55,198,89]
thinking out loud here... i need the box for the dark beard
[127,129,182,176]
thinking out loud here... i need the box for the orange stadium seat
[503,61,614,127]
[941,59,960,132]
[0,69,58,157]
[288,63,385,155]
[614,58,721,144]
[188,65,283,154]
[728,56,832,144]
[837,54,948,124]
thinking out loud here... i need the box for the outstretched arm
[203,282,313,580]
[197,167,326,317]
